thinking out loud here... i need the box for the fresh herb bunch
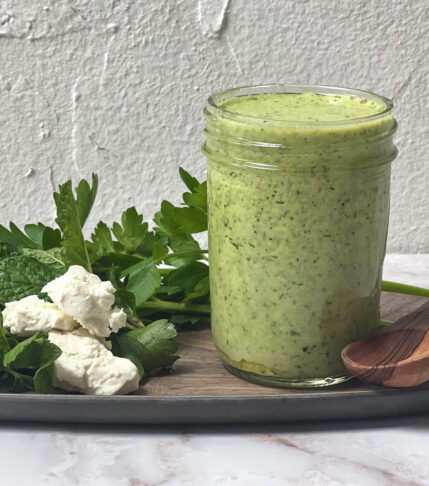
[0,168,209,392]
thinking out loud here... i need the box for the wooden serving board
[141,292,429,397]
[0,292,428,425]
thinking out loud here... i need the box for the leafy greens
[0,168,208,393]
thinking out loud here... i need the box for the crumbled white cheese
[42,265,127,337]
[48,328,139,395]
[2,295,79,337]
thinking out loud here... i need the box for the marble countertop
[1,254,429,486]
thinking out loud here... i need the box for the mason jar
[202,84,397,388]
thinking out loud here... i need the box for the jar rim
[206,84,394,127]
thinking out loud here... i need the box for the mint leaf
[3,331,61,370]
[126,262,161,306]
[0,314,10,356]
[0,243,9,259]
[54,180,92,272]
[75,173,98,228]
[34,362,62,394]
[111,207,148,254]
[2,370,34,393]
[0,255,64,305]
[111,319,178,378]
[21,247,65,269]
[0,328,62,394]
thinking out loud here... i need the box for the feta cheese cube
[42,265,127,337]
[48,328,140,395]
[2,295,79,337]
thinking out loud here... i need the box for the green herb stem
[382,280,429,298]
[159,249,208,265]
[379,319,393,328]
[139,299,211,315]
[121,249,209,278]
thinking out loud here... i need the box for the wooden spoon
[341,301,429,387]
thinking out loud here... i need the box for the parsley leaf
[126,262,161,307]
[179,168,208,217]
[90,221,117,256]
[154,202,201,254]
[111,207,149,254]
[153,169,207,259]
[114,287,141,324]
[179,167,200,192]
[24,223,62,250]
[167,261,209,297]
[75,173,98,228]
[0,223,39,251]
[183,276,210,303]
[111,319,178,379]
[171,206,207,234]
[54,180,92,272]
[155,201,206,236]
[0,222,62,253]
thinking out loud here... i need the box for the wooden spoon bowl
[342,301,429,387]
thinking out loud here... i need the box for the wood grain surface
[139,292,428,397]
[342,300,429,387]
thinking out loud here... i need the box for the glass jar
[202,84,397,388]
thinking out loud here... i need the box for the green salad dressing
[203,86,397,387]
[221,92,384,122]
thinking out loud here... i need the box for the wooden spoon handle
[380,300,429,333]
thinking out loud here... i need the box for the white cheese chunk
[48,328,140,395]
[2,295,79,337]
[42,265,127,337]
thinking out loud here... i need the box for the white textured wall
[0,0,428,252]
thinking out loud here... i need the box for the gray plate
[0,384,428,424]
